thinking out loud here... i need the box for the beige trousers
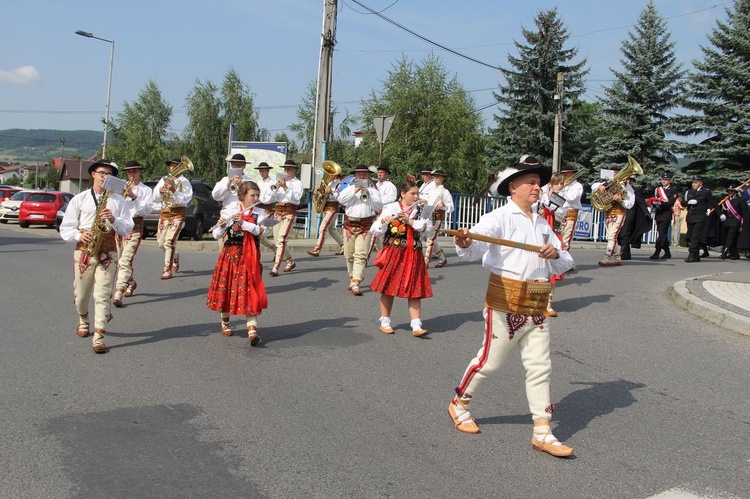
[344,230,372,284]
[116,231,142,291]
[423,219,444,262]
[73,249,117,333]
[272,213,295,267]
[314,209,344,249]
[560,209,578,251]
[156,217,184,269]
[456,307,553,422]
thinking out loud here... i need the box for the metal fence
[300,192,663,244]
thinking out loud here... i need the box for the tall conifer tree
[487,8,588,171]
[677,0,750,183]
[593,1,686,182]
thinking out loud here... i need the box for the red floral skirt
[206,242,267,316]
[369,244,433,299]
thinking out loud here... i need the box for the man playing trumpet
[448,155,575,457]
[338,164,382,295]
[259,159,303,276]
[113,160,153,307]
[213,153,251,208]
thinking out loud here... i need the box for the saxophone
[84,190,112,257]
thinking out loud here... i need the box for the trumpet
[121,180,135,198]
[354,179,373,200]
[227,176,242,195]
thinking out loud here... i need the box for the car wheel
[19,221,30,228]
[192,216,204,241]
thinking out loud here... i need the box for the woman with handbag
[369,180,433,337]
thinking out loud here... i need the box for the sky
[0,0,733,153]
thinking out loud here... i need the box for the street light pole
[75,30,114,159]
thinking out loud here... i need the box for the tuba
[162,155,194,208]
[312,160,342,212]
[591,156,643,212]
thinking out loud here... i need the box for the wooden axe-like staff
[444,229,543,253]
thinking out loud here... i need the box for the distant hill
[0,129,101,164]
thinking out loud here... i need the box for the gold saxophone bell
[312,160,342,212]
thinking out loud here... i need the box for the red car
[19,191,73,228]
[0,186,20,204]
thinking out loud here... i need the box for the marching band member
[307,170,345,257]
[647,172,679,260]
[152,157,193,279]
[593,172,635,266]
[338,164,383,295]
[539,172,567,317]
[367,165,398,260]
[684,175,716,263]
[448,156,574,458]
[558,168,584,253]
[113,160,153,307]
[259,159,302,276]
[206,181,268,346]
[60,160,133,354]
[719,185,749,260]
[418,167,435,201]
[254,162,280,257]
[212,153,251,208]
[369,180,433,336]
[422,169,454,268]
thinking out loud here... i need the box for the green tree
[107,80,176,180]
[676,0,750,185]
[358,53,486,193]
[487,8,589,172]
[593,1,686,185]
[221,67,267,143]
[183,79,223,183]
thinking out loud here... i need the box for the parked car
[0,187,21,205]
[19,191,74,228]
[0,190,34,223]
[142,180,222,240]
[55,202,68,231]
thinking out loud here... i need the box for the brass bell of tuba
[312,160,342,212]
[162,155,194,208]
[590,156,643,212]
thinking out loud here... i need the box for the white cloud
[0,65,41,84]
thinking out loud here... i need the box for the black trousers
[686,219,706,255]
[655,218,671,251]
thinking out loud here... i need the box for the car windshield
[9,191,31,201]
[26,193,56,203]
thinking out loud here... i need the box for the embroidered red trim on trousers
[456,306,494,397]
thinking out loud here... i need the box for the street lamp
[75,30,114,159]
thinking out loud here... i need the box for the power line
[345,0,502,71]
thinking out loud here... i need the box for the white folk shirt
[427,184,454,215]
[212,175,252,208]
[560,180,584,211]
[370,201,433,237]
[591,182,635,210]
[376,179,397,205]
[60,189,134,242]
[338,182,383,218]
[455,199,573,281]
[124,181,154,218]
[152,176,193,208]
[419,180,435,201]
[211,201,268,239]
[326,178,342,202]
[259,176,303,205]
[258,176,276,200]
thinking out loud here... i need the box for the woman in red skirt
[206,181,268,346]
[369,180,433,337]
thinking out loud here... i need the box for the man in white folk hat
[448,155,575,457]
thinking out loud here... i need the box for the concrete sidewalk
[669,269,750,337]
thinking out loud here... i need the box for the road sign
[374,116,395,144]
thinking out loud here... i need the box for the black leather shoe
[661,250,671,260]
[684,256,701,263]
[649,251,660,260]
[701,250,709,258]
[621,254,631,261]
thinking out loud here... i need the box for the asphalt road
[1,225,748,499]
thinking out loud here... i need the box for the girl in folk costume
[206,181,268,346]
[369,180,434,337]
[539,173,567,317]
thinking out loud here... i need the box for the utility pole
[310,0,337,233]
[59,137,65,190]
[552,72,564,173]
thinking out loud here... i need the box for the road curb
[669,277,750,338]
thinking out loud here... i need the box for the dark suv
[143,180,222,240]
